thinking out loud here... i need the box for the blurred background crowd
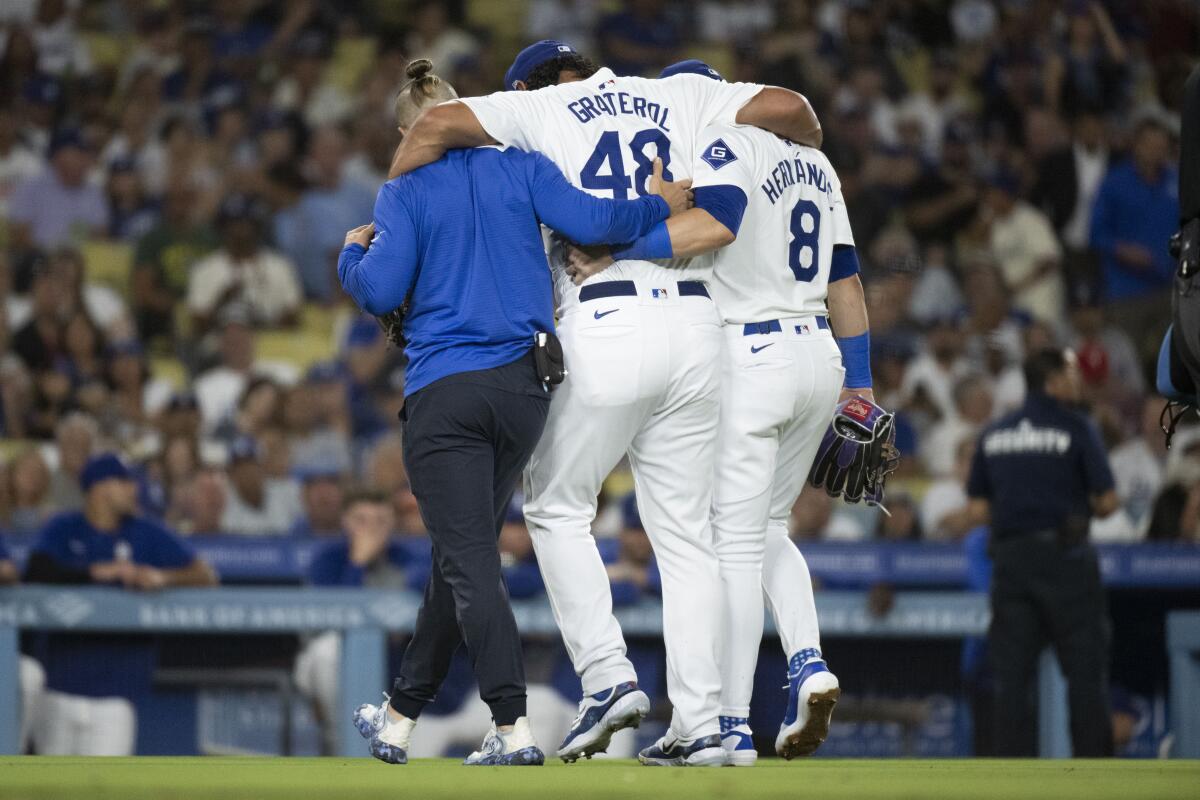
[1,0,1196,550]
[0,0,1196,760]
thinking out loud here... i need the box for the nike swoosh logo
[594,309,619,319]
[750,344,774,354]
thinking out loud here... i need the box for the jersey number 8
[788,199,821,283]
[580,129,673,199]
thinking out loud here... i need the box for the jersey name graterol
[566,85,673,132]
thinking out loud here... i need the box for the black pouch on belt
[533,331,566,388]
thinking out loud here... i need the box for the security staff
[965,348,1119,757]
[337,60,685,767]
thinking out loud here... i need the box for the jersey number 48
[580,129,673,199]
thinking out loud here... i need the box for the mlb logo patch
[651,288,669,299]
[795,324,811,335]
[701,138,737,171]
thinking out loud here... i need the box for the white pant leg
[18,657,45,753]
[762,338,844,661]
[35,691,136,755]
[293,631,340,747]
[711,325,800,719]
[626,296,724,741]
[524,297,660,695]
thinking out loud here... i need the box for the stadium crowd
[1,0,1196,547]
[0,0,1196,755]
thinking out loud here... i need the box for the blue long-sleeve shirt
[338,146,670,395]
[1089,159,1180,301]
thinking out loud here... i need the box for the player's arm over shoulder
[388,100,497,179]
[735,86,822,149]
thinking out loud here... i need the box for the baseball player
[385,41,823,766]
[568,60,872,765]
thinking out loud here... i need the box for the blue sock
[720,716,749,733]
[788,648,823,677]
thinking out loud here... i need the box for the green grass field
[1,758,1198,800]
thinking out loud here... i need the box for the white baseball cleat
[719,716,757,767]
[557,681,651,763]
[775,650,840,759]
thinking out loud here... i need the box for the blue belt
[579,280,709,303]
[742,316,829,336]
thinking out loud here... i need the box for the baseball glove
[808,395,901,508]
[376,302,409,350]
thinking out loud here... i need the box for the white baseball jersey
[692,124,857,726]
[689,123,854,324]
[463,69,766,742]
[461,70,762,310]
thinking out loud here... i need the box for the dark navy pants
[988,534,1113,757]
[390,350,550,726]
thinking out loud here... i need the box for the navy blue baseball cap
[659,60,724,81]
[81,453,134,491]
[48,128,89,156]
[504,40,578,91]
[228,435,259,463]
[23,74,62,106]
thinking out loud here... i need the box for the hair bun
[406,59,434,80]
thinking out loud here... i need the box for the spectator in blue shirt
[306,488,427,589]
[604,493,662,605]
[497,501,545,600]
[1089,117,1179,304]
[283,127,378,301]
[288,464,346,538]
[23,453,216,755]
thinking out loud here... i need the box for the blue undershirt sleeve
[693,184,748,237]
[829,244,861,282]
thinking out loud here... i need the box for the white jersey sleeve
[689,124,762,198]
[827,167,855,249]
[692,123,857,324]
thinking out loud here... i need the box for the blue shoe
[719,716,757,767]
[638,733,726,767]
[775,649,839,759]
[557,681,651,762]
[464,717,545,766]
[353,695,413,765]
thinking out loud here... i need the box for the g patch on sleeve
[701,138,738,171]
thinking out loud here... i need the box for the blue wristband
[837,330,872,389]
[611,220,673,261]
